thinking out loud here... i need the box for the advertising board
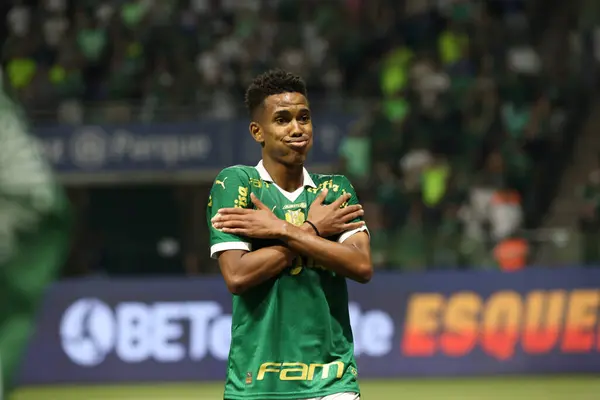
[35,114,352,176]
[18,268,600,384]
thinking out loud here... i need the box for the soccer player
[0,89,71,398]
[207,70,372,400]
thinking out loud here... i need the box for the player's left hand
[212,193,285,239]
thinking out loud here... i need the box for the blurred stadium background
[2,0,600,398]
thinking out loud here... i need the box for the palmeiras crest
[285,209,305,226]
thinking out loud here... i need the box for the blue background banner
[18,268,600,385]
[34,115,353,174]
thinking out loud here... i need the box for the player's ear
[249,122,264,145]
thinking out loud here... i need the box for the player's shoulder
[309,172,353,187]
[215,164,259,181]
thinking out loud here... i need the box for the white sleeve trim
[210,241,252,259]
[338,226,369,243]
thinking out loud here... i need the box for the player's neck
[262,157,304,192]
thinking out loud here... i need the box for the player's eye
[299,115,310,123]
[274,117,286,125]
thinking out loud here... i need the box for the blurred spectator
[493,234,529,271]
[460,151,514,242]
[76,10,108,66]
[7,0,31,38]
[4,39,38,103]
[438,21,469,68]
[338,117,372,190]
[489,188,523,241]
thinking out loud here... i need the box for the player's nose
[289,118,304,134]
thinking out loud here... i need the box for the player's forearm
[279,224,372,283]
[226,225,316,294]
[228,246,293,294]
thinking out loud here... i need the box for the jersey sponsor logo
[318,180,336,191]
[234,186,249,208]
[249,178,264,188]
[339,189,350,208]
[401,289,600,360]
[215,177,228,189]
[257,361,345,381]
[308,182,350,206]
[307,180,338,194]
[290,256,327,276]
[60,298,231,366]
[282,202,307,210]
[255,304,394,380]
[289,258,305,275]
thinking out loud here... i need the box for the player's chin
[278,153,305,168]
[287,146,310,164]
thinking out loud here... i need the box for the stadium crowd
[2,0,595,276]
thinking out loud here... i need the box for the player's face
[250,92,313,165]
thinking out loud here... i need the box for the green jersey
[207,161,368,400]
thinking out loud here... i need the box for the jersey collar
[255,160,317,188]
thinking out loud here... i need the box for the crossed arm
[284,227,371,282]
[217,225,311,295]
[215,193,372,294]
[218,230,371,294]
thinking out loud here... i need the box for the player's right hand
[307,189,365,237]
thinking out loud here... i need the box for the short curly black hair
[245,69,308,119]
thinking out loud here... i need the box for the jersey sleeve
[334,175,369,243]
[207,167,252,258]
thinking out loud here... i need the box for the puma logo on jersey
[215,177,228,189]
